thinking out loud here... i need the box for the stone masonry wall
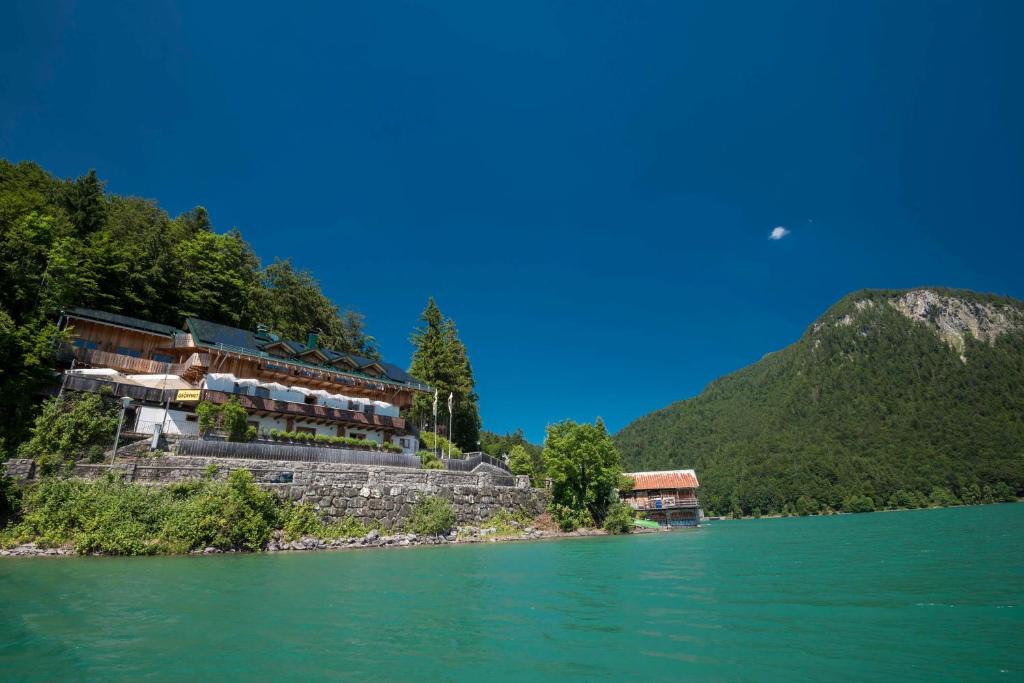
[3,456,549,528]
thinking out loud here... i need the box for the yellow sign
[175,389,201,402]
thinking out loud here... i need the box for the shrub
[0,475,22,525]
[795,495,819,516]
[842,494,876,513]
[992,482,1017,503]
[4,474,175,554]
[16,393,119,466]
[485,508,533,536]
[418,450,444,470]
[929,486,961,507]
[162,470,279,551]
[602,501,635,534]
[196,398,250,441]
[408,495,455,536]
[549,503,593,532]
[419,431,462,457]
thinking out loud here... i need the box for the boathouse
[620,470,703,527]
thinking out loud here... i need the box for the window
[116,347,141,358]
[363,404,375,415]
[400,438,409,448]
[73,339,99,350]
[152,353,174,363]
[254,386,270,399]
[348,400,360,411]
[304,395,317,405]
[296,427,315,435]
[349,432,366,440]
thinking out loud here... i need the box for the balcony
[200,389,407,431]
[626,494,700,511]
[62,346,209,379]
[62,373,176,404]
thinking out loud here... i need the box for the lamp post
[111,396,133,465]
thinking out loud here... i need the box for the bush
[196,398,251,441]
[162,469,279,551]
[842,494,876,513]
[418,450,444,470]
[408,495,455,536]
[485,508,534,536]
[419,431,462,457]
[929,486,961,507]
[795,495,819,516]
[992,482,1017,503]
[0,475,22,525]
[602,501,634,534]
[17,393,119,466]
[549,503,593,532]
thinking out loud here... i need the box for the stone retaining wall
[3,456,549,528]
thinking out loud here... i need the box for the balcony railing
[626,495,700,510]
[62,373,177,404]
[200,389,407,431]
[62,346,209,378]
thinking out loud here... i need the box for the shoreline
[0,525,669,559]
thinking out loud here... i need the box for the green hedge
[266,429,403,453]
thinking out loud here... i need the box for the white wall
[133,406,197,436]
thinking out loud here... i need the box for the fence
[442,452,510,473]
[177,439,424,467]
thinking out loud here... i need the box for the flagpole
[432,389,439,460]
[447,392,453,458]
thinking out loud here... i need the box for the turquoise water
[1,505,1021,681]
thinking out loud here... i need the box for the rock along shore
[0,525,633,558]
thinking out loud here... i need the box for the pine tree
[62,170,106,236]
[408,298,481,451]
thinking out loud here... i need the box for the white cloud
[769,226,790,240]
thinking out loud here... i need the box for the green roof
[185,317,430,392]
[66,307,181,337]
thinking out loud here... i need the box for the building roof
[184,317,426,390]
[626,470,700,490]
[66,307,182,337]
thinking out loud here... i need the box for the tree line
[615,289,1024,516]
[0,161,485,454]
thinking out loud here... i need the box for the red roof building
[621,469,702,528]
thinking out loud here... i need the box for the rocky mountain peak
[889,289,1022,353]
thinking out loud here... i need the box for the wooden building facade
[621,470,703,528]
[58,308,431,452]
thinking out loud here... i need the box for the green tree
[17,392,119,470]
[544,418,624,524]
[507,444,532,475]
[407,298,481,451]
[257,259,378,357]
[196,398,251,441]
[172,229,263,327]
[61,169,106,236]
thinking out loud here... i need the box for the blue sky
[3,1,1022,442]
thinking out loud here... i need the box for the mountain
[615,288,1024,515]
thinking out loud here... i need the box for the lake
[1,504,1021,681]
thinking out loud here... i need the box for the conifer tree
[408,298,481,451]
[62,170,107,236]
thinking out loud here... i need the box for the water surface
[1,505,1021,681]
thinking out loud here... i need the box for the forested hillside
[615,289,1024,516]
[0,160,376,449]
